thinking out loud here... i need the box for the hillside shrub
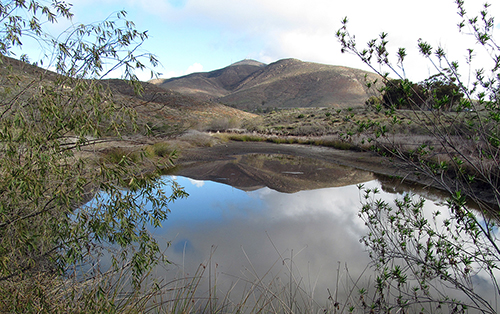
[180,129,219,147]
[206,117,242,131]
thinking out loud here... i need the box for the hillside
[151,58,381,111]
[149,59,266,100]
[0,56,256,136]
[103,78,256,134]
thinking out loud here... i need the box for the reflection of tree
[375,173,452,204]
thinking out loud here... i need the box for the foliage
[0,0,187,312]
[358,186,498,313]
[380,75,463,111]
[381,79,425,109]
[421,73,464,111]
[337,0,500,312]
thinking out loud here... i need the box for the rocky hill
[151,58,381,111]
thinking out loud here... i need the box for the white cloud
[186,62,203,74]
[188,178,205,188]
[64,0,500,82]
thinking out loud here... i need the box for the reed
[0,242,375,313]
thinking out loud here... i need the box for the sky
[15,0,500,82]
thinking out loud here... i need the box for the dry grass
[178,130,221,147]
[0,245,368,314]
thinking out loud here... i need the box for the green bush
[102,147,142,164]
[145,142,172,158]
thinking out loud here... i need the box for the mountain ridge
[150,58,381,110]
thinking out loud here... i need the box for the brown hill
[149,59,266,100]
[103,78,256,132]
[0,56,256,136]
[150,58,381,111]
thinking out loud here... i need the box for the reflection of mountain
[171,154,375,193]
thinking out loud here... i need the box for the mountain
[150,58,380,111]
[103,78,256,133]
[0,56,256,135]
[149,59,266,100]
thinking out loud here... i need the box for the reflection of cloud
[148,176,499,308]
[153,179,380,301]
[254,183,372,239]
[151,176,500,308]
[139,175,500,307]
[188,178,205,187]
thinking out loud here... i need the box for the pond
[143,153,473,311]
[153,175,376,301]
[88,152,498,312]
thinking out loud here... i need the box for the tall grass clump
[101,147,142,164]
[145,246,352,314]
[225,133,266,142]
[144,142,173,158]
[205,117,242,132]
[180,130,220,147]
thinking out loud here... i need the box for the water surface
[90,150,499,311]
[151,174,446,306]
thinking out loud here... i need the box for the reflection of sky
[150,176,394,302]
[159,176,265,225]
[87,175,498,310]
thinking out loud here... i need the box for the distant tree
[337,1,500,312]
[420,73,464,111]
[381,78,425,109]
[0,1,186,312]
[380,76,463,111]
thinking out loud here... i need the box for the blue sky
[15,0,500,82]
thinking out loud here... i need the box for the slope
[0,56,256,136]
[151,58,381,111]
[149,59,266,100]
